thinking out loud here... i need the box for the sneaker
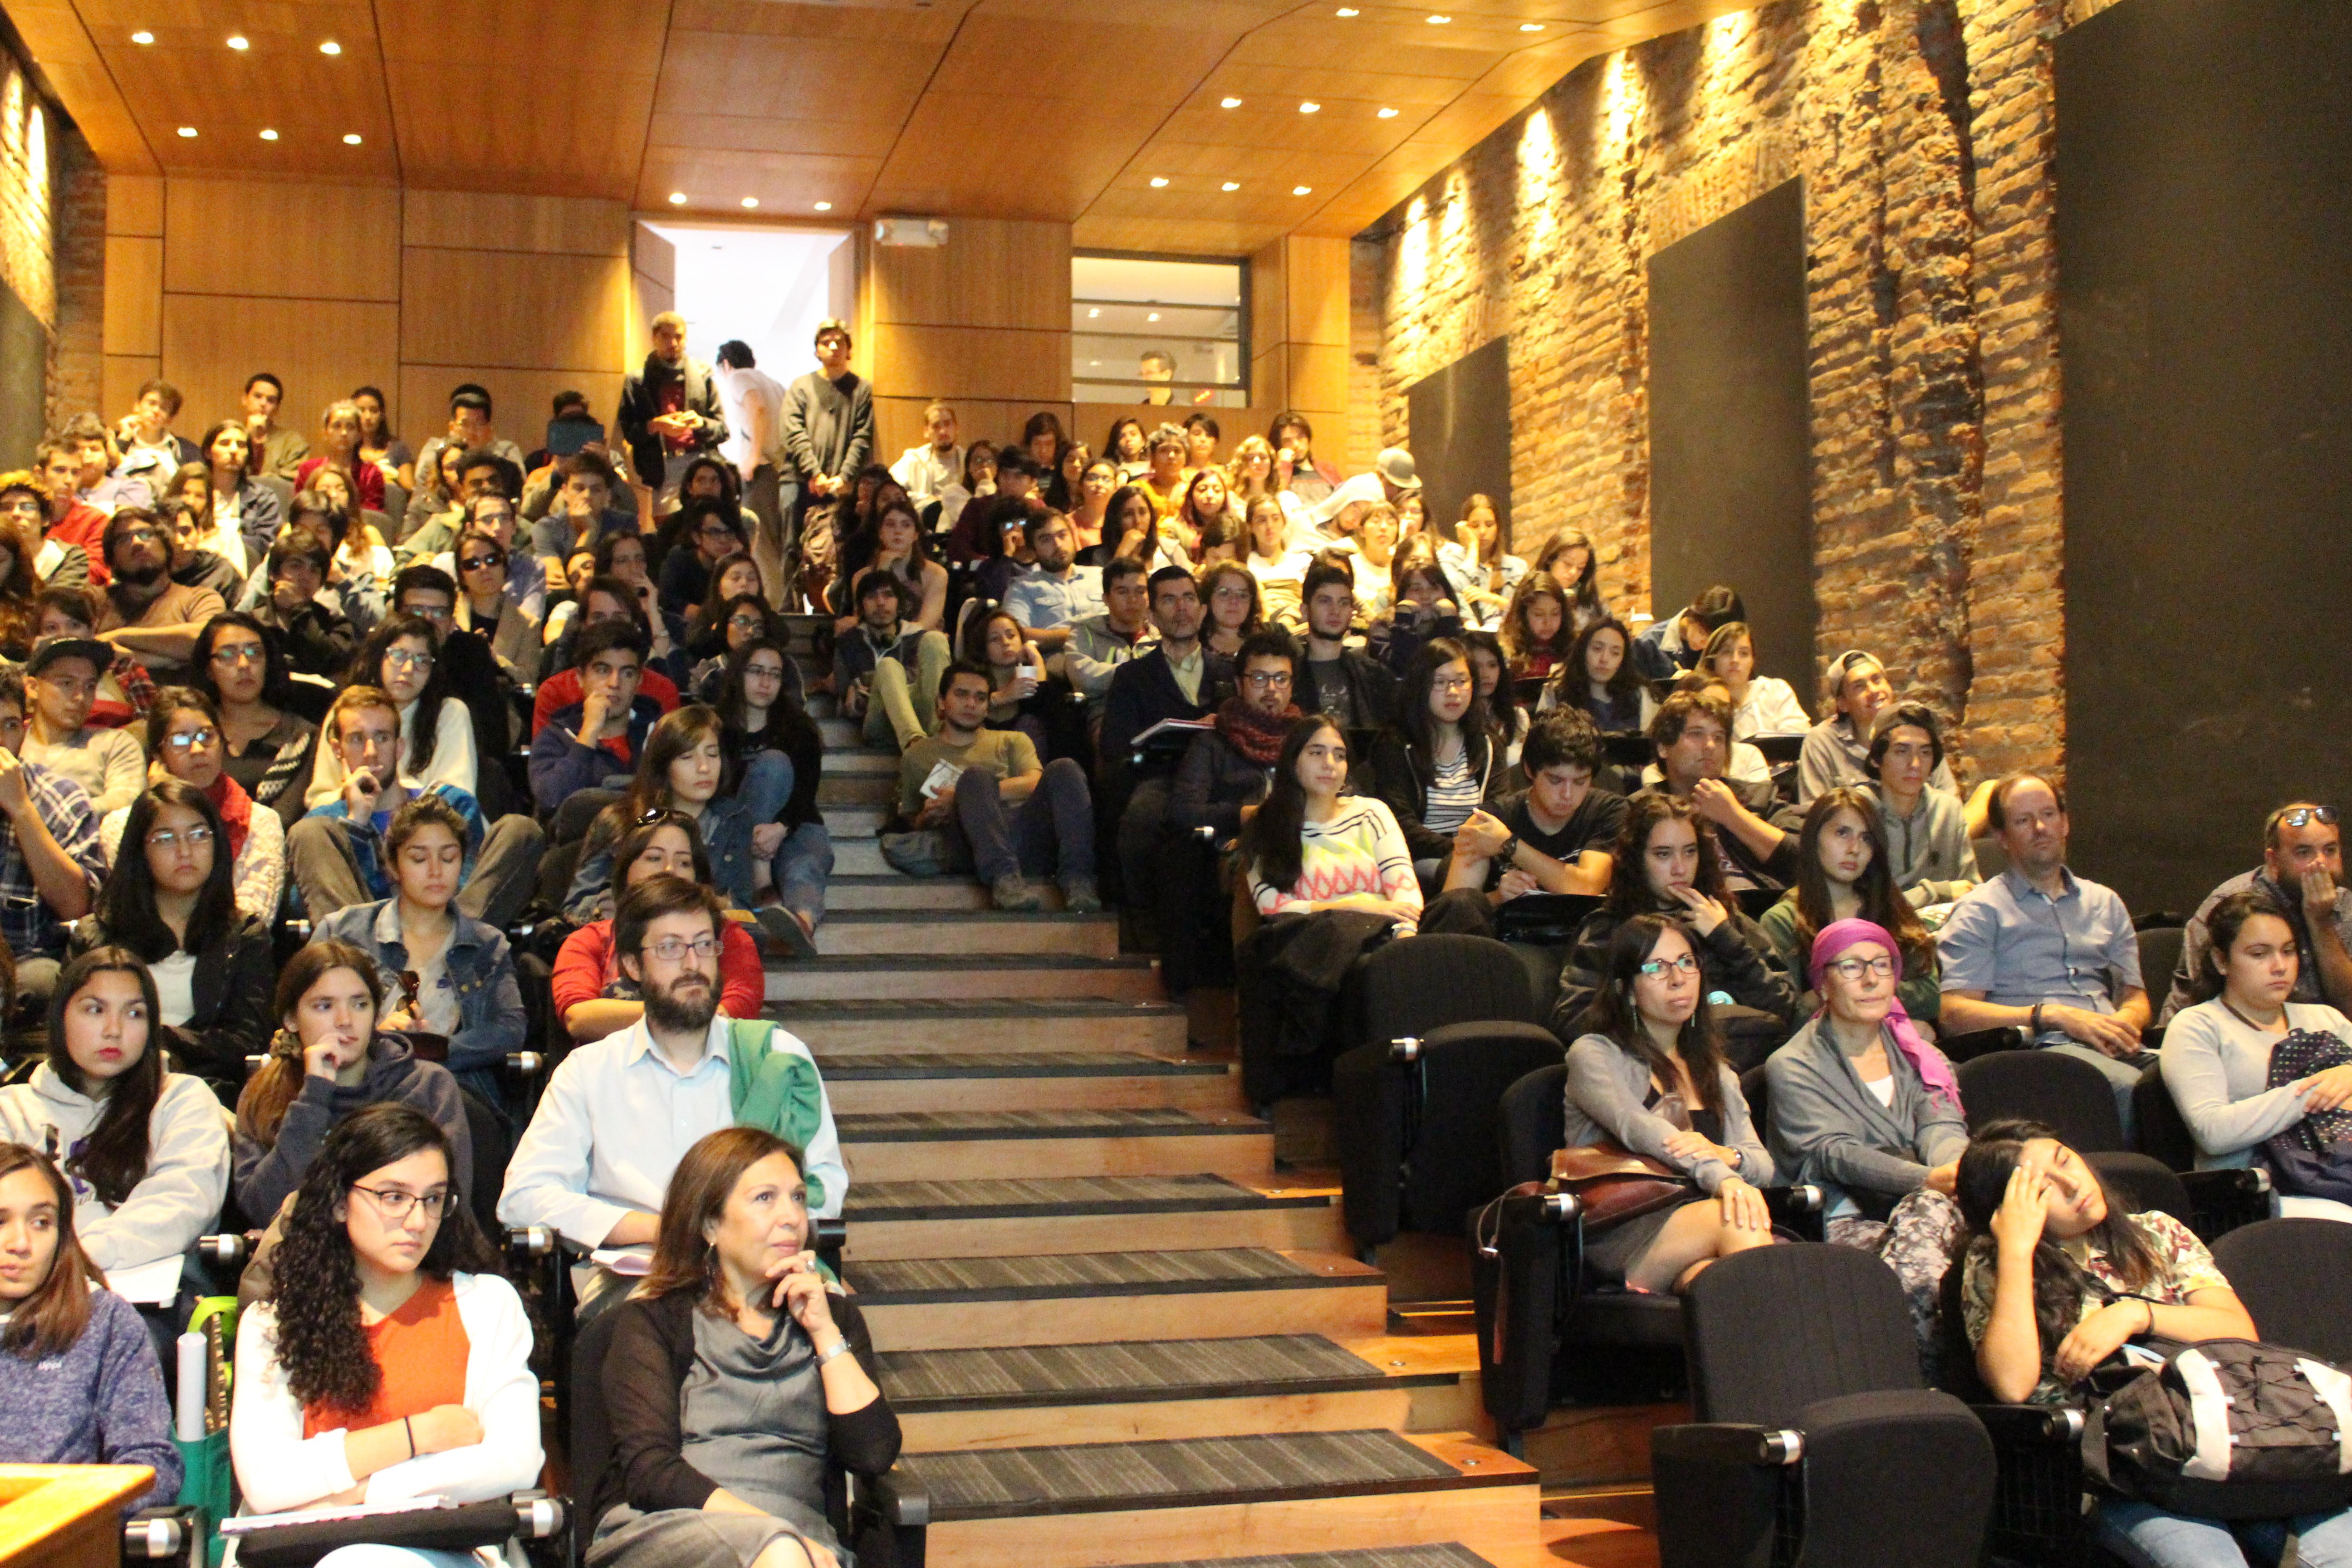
[879,830,946,877]
[1060,874,1102,914]
[756,906,820,960]
[991,873,1043,912]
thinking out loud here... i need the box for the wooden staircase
[772,617,1651,1568]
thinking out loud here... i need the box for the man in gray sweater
[779,318,874,613]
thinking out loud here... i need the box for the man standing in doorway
[712,340,789,608]
[619,311,725,509]
[780,319,874,613]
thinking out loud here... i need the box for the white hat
[1375,447,1421,491]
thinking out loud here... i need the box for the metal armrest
[195,1232,249,1268]
[125,1506,196,1562]
[1973,1402,2083,1447]
[1651,1423,1804,1467]
[511,1492,569,1540]
[854,1464,930,1529]
[1765,1184,1826,1242]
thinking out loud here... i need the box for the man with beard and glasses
[499,873,845,1321]
[90,507,226,681]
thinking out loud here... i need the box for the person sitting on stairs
[885,661,1100,913]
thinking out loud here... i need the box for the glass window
[1073,254,1247,407]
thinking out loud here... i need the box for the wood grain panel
[1285,236,1352,347]
[870,325,1069,405]
[632,148,882,216]
[9,0,158,173]
[1073,215,1292,257]
[1284,343,1350,412]
[400,249,629,370]
[402,189,628,256]
[653,33,933,123]
[645,113,899,161]
[1250,238,1286,360]
[872,96,1168,219]
[870,219,1070,333]
[0,1465,157,1568]
[669,0,971,45]
[396,367,627,451]
[101,236,160,356]
[161,295,398,430]
[1249,350,1288,414]
[105,174,163,237]
[163,179,400,299]
[103,355,159,421]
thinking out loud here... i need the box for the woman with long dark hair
[1461,629,1528,773]
[309,613,475,806]
[715,639,832,951]
[1103,481,1163,566]
[193,418,282,568]
[1436,492,1527,630]
[834,497,946,632]
[551,813,766,1044]
[1757,787,1942,1019]
[1367,637,1493,893]
[190,612,318,828]
[1698,620,1808,740]
[230,1103,539,1522]
[1104,416,1149,480]
[0,948,230,1274]
[1562,913,1777,1292]
[1501,578,1573,682]
[1550,790,1794,1036]
[1553,615,1652,734]
[590,1127,899,1568]
[0,1143,181,1503]
[99,687,285,917]
[1530,526,1607,635]
[75,780,274,1093]
[232,941,470,1227]
[351,384,412,491]
[1199,559,1262,660]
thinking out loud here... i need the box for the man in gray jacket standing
[780,318,873,612]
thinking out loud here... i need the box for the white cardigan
[231,1270,542,1514]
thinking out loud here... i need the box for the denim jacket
[564,791,760,923]
[313,897,525,1104]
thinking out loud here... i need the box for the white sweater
[232,1270,543,1514]
[0,1063,230,1270]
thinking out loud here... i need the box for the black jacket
[1170,728,1275,841]
[70,911,274,1090]
[618,354,723,489]
[254,598,357,679]
[1098,647,1231,789]
[1300,646,1400,734]
[1367,726,1496,865]
[1549,903,1796,1039]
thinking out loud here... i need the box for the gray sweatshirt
[1562,1034,1772,1196]
[0,1063,231,1270]
[0,1288,181,1506]
[231,1034,470,1223]
[1763,1014,1968,1220]
[781,370,873,485]
[1871,782,1980,906]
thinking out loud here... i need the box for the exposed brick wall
[1373,0,2075,783]
[0,57,55,333]
[49,128,104,429]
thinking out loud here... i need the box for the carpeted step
[838,1173,1346,1261]
[825,875,1068,913]
[813,908,1120,958]
[763,953,1161,1004]
[838,1107,1272,1181]
[846,1247,1388,1351]
[773,997,1187,1054]
[813,1050,1240,1113]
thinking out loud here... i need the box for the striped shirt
[1423,748,1483,838]
[1248,797,1421,928]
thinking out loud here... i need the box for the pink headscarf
[1809,917,1962,1111]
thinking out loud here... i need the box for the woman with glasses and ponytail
[230,1102,542,1543]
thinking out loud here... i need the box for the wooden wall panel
[399,249,630,371]
[870,218,1069,333]
[397,367,628,449]
[103,356,159,422]
[107,176,164,238]
[101,238,161,358]
[1284,343,1349,413]
[404,190,630,257]
[160,296,400,431]
[1286,237,1352,348]
[162,181,401,300]
[871,324,1068,406]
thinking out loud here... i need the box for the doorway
[634,223,853,380]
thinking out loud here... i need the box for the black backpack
[2082,1335,2352,1520]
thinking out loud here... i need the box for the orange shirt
[303,1276,471,1436]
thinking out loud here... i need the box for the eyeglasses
[144,826,215,850]
[727,614,765,632]
[643,935,719,961]
[1824,955,1897,981]
[1,499,41,516]
[349,1183,450,1221]
[2281,807,2341,829]
[1637,954,1700,977]
[1242,671,1292,689]
[383,649,434,671]
[210,644,265,665]
[166,727,218,750]
[459,554,503,571]
[1431,676,1474,695]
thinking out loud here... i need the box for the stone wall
[1372,0,2077,782]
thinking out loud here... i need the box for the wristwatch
[1496,834,1520,868]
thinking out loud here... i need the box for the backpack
[2082,1335,2352,1519]
[2260,1028,2352,1204]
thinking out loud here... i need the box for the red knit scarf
[206,771,253,862]
[1215,697,1299,766]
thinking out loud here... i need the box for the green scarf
[726,1018,831,1213]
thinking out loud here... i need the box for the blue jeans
[2098,1498,2352,1568]
[737,750,834,925]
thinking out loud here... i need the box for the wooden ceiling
[13,0,1745,254]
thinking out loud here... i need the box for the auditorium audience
[351,385,409,490]
[32,443,108,584]
[94,689,281,918]
[0,1143,181,1504]
[833,572,950,751]
[1200,559,1262,661]
[531,623,664,812]
[20,634,144,816]
[553,814,765,1044]
[1765,919,1967,1356]
[1369,637,1494,894]
[2162,801,2352,1024]
[307,612,476,808]
[1562,915,1778,1291]
[890,400,963,507]
[1436,493,1526,629]
[1528,528,1607,637]
[1646,689,1794,891]
[658,499,750,617]
[1557,615,1652,733]
[1798,648,1957,804]
[962,607,1053,753]
[1347,503,1401,607]
[1004,510,1104,651]
[1243,495,1308,624]
[1297,559,1399,732]
[193,420,282,569]
[1502,579,1573,683]
[1062,554,1156,718]
[1368,546,1463,676]
[449,532,542,686]
[0,667,106,1005]
[1757,788,1942,1020]
[1241,716,1417,928]
[1304,446,1420,534]
[2161,890,2352,1220]
[1102,567,1217,896]
[254,532,361,677]
[1951,1120,2352,1567]
[892,663,1099,912]
[114,379,199,485]
[1463,629,1528,769]
[95,508,227,681]
[1696,621,1808,738]
[1441,708,1623,913]
[590,1127,898,1568]
[295,399,387,516]
[1160,631,1298,994]
[233,941,472,1225]
[191,612,317,828]
[536,571,684,732]
[1860,701,1980,906]
[1631,583,1742,681]
[230,1103,541,1523]
[1938,772,2154,1113]
[1551,791,1793,1035]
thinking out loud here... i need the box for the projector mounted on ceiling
[874,217,950,248]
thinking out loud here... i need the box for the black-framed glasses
[210,644,265,665]
[383,649,434,671]
[1823,955,1896,981]
[1241,671,1292,689]
[643,935,719,961]
[165,727,219,750]
[2281,807,2341,830]
[349,1183,450,1221]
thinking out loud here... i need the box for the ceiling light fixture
[1426,13,1452,21]
[176,126,197,137]
[1147,312,1161,322]
[814,201,832,211]
[1220,96,1242,108]
[130,30,153,43]
[1335,7,1358,14]
[342,132,362,144]
[259,128,278,140]
[226,34,248,49]
[1293,184,1313,195]
[1377,106,1400,118]
[1149,176,1170,187]
[1221,181,1240,191]
[1088,308,1100,318]
[1299,100,1320,113]
[319,39,342,54]
[1519,20,1544,29]
[668,192,686,204]
[741,196,759,207]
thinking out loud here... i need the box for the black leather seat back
[1353,933,1537,1039]
[2215,1218,2352,1363]
[1499,1062,1568,1188]
[1958,1049,2125,1152]
[1682,1244,1923,1427]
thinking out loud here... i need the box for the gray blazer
[1764,1014,1967,1220]
[1563,1034,1772,1196]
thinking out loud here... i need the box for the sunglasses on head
[2281,807,2340,830]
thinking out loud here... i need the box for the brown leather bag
[1548,1141,1695,1232]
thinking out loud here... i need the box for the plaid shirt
[0,761,105,960]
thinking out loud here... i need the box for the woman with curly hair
[230,1102,541,1528]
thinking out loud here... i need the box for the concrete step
[906,1430,1539,1568]
[813,1049,1241,1113]
[818,773,897,806]
[771,998,1189,1054]
[844,1247,1390,1353]
[838,1107,1274,1182]
[766,954,1161,1003]
[838,1173,1349,1261]
[833,838,893,875]
[826,747,899,775]
[813,909,1121,959]
[825,874,1067,912]
[822,803,888,836]
[818,716,859,748]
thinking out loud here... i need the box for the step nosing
[877,1333,1446,1411]
[838,1119,1264,1142]
[843,1174,1325,1221]
[890,1371,1450,1414]
[1056,1546,1497,1568]
[843,1247,1368,1303]
[846,1192,1329,1220]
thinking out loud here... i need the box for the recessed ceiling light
[176,126,197,137]
[259,128,278,140]
[814,201,832,211]
[130,30,153,44]
[1149,176,1170,187]
[1377,106,1400,118]
[1147,312,1161,322]
[740,196,759,208]
[1335,6,1358,14]
[1299,100,1320,113]
[1293,184,1313,195]
[1426,12,1452,21]
[1519,20,1544,29]
[342,132,362,144]
[319,39,342,54]
[226,34,248,49]
[668,192,686,204]
[1221,181,1240,191]
[1220,96,1242,108]
[1088,308,1100,318]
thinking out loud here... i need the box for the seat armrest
[511,1492,569,1540]
[1764,1184,1826,1242]
[125,1506,196,1563]
[1972,1402,2083,1447]
[1940,1026,2029,1063]
[865,1464,929,1529]
[813,1217,847,1272]
[1651,1422,1803,1467]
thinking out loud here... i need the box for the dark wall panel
[0,280,44,471]
[2058,0,2352,914]
[1646,178,1814,694]
[1406,334,1513,552]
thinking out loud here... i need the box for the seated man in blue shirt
[1937,770,2154,1122]
[1003,511,1104,653]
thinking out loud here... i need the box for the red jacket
[532,664,681,738]
[550,917,764,1034]
[46,503,112,586]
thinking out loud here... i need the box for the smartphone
[547,414,604,459]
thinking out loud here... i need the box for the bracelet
[2143,1299,2157,1335]
[2031,1004,2045,1035]
[815,1338,852,1367]
[403,1415,416,1458]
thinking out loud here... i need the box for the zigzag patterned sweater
[1247,796,1422,926]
